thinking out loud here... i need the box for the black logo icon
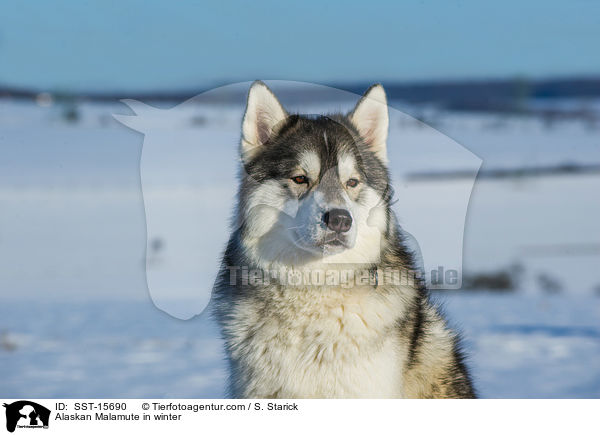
[3,401,50,433]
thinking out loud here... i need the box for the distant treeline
[406,163,600,182]
[342,77,600,110]
[1,77,599,109]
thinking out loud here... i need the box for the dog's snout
[322,209,352,233]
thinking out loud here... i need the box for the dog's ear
[349,84,389,163]
[241,81,287,161]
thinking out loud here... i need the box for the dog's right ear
[241,81,287,162]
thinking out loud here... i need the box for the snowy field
[1,91,599,398]
[1,295,598,398]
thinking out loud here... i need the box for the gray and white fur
[211,81,476,398]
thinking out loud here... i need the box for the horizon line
[1,74,599,101]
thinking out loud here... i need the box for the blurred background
[0,0,599,398]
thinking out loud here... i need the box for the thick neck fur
[213,222,421,398]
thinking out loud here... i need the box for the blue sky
[0,0,599,92]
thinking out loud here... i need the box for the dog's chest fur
[223,285,406,398]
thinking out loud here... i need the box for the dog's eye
[346,178,360,188]
[291,175,308,185]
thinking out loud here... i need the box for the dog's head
[237,82,393,267]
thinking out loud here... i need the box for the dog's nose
[323,209,353,233]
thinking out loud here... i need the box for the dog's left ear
[349,84,389,163]
[241,81,288,162]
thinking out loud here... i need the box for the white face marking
[246,179,287,214]
[322,185,385,265]
[299,151,321,181]
[240,150,387,268]
[337,153,357,182]
[243,180,289,240]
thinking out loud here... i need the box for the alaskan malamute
[212,81,475,398]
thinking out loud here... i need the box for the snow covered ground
[1,92,599,398]
[0,294,598,398]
